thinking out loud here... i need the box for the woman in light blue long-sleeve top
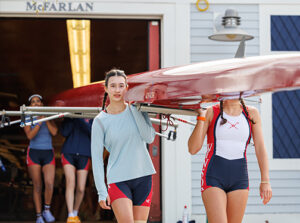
[91,69,156,223]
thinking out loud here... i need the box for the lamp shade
[209,27,254,42]
[209,9,254,42]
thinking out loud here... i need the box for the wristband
[260,181,270,184]
[197,116,206,121]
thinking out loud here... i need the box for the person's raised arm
[129,105,155,144]
[91,117,110,209]
[250,107,272,205]
[46,120,58,136]
[188,107,212,155]
[24,124,41,140]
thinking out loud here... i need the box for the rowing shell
[49,53,300,115]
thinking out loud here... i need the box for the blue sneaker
[42,210,55,222]
[36,216,45,223]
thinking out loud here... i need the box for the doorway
[0,18,161,222]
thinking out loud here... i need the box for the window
[271,15,300,159]
[260,6,300,170]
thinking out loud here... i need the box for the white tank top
[215,111,250,160]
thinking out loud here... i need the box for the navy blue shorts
[26,147,55,166]
[203,155,249,193]
[61,153,90,170]
[108,175,153,206]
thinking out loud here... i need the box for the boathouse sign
[26,1,94,12]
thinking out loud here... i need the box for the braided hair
[102,92,108,111]
[220,99,255,125]
[240,98,255,124]
[220,100,227,125]
[102,69,127,111]
[220,98,255,125]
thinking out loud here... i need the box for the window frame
[259,4,300,170]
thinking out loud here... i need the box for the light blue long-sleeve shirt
[91,104,156,202]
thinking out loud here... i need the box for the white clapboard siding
[190,3,300,216]
[190,3,259,63]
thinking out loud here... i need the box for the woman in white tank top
[188,98,272,223]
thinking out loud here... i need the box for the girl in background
[60,118,93,223]
[24,94,57,223]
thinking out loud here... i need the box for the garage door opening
[0,18,161,222]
